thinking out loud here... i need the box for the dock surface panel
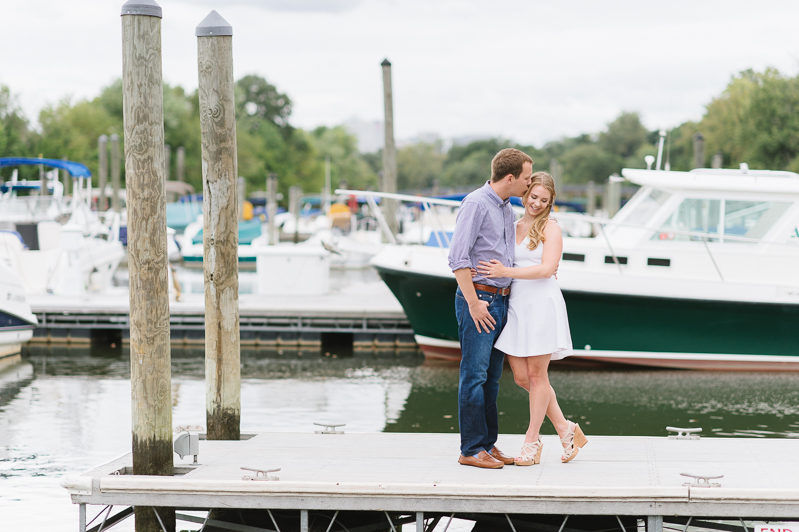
[62,432,799,519]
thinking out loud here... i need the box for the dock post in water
[381,59,398,238]
[267,173,277,245]
[61,155,70,195]
[176,146,185,182]
[98,134,109,211]
[196,10,241,441]
[121,1,175,530]
[693,132,705,169]
[110,134,121,213]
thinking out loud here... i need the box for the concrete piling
[196,9,241,441]
[121,0,174,529]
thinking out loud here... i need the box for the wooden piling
[266,173,277,245]
[380,59,398,237]
[196,10,241,441]
[98,135,109,211]
[61,155,70,195]
[110,134,121,213]
[693,132,704,169]
[164,144,171,181]
[176,146,185,182]
[586,180,596,216]
[121,1,174,530]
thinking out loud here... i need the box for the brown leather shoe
[489,446,515,465]
[458,450,504,469]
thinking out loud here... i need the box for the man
[447,148,534,469]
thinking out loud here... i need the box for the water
[2,346,799,530]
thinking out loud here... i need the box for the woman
[476,172,587,466]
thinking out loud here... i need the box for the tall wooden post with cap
[381,58,398,237]
[120,1,174,530]
[197,10,241,441]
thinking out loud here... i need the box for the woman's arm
[476,221,563,280]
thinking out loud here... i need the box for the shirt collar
[482,181,509,207]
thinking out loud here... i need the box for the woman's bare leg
[509,358,570,439]
[545,385,571,438]
[508,355,552,443]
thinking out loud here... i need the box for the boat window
[652,198,721,241]
[723,201,790,241]
[622,188,671,226]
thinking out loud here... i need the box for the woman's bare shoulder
[544,218,561,233]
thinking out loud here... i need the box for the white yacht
[369,166,799,370]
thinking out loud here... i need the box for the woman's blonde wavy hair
[522,171,557,250]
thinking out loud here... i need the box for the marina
[2,1,799,531]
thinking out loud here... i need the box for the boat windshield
[652,198,791,242]
[618,187,671,226]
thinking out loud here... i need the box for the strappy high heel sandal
[515,439,543,466]
[561,421,588,463]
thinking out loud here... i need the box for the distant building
[343,118,384,153]
[450,134,492,147]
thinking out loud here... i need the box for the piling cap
[121,0,162,18]
[381,59,391,67]
[196,10,233,37]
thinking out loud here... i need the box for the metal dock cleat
[681,472,723,487]
[667,426,702,440]
[241,466,280,481]
[314,422,346,434]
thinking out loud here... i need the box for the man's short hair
[491,148,534,182]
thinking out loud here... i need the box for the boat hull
[374,266,799,370]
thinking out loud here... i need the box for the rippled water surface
[2,345,799,530]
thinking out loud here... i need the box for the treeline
[387,67,799,193]
[0,75,378,200]
[2,67,799,199]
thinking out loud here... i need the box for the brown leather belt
[473,283,510,296]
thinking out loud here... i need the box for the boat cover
[0,157,91,178]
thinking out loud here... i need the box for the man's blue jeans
[455,286,508,457]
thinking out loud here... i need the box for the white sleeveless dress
[494,228,573,360]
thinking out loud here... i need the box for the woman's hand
[476,259,508,278]
[469,267,477,278]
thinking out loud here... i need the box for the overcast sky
[3,0,799,146]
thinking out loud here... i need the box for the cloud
[183,0,365,13]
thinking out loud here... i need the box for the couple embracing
[447,148,588,469]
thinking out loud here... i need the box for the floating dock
[27,281,415,350]
[61,432,799,532]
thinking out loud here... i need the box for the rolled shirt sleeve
[447,200,483,272]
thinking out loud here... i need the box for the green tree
[35,97,118,183]
[311,126,377,191]
[396,141,446,191]
[559,144,620,184]
[599,111,648,158]
[0,84,33,159]
[235,74,292,130]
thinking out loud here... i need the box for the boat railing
[336,188,798,247]
[336,188,799,283]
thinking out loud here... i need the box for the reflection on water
[1,345,799,529]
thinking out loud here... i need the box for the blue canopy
[0,157,92,178]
